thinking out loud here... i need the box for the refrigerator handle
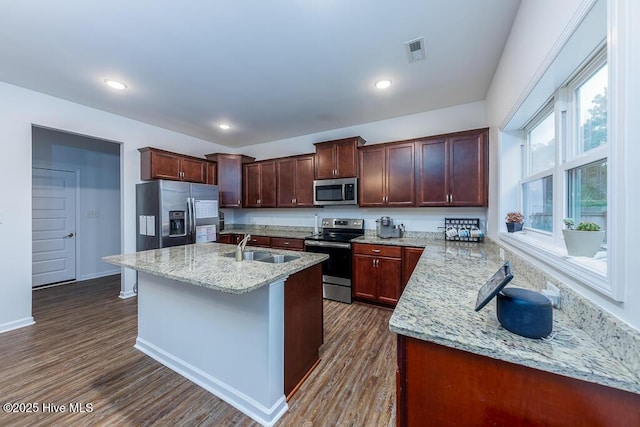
[187,197,194,243]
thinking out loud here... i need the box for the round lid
[500,287,550,306]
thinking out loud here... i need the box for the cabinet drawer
[247,235,271,247]
[271,237,304,251]
[353,243,401,258]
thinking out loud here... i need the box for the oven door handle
[304,240,351,249]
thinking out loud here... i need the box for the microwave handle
[342,184,346,201]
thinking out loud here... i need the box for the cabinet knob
[284,242,290,245]
[372,249,381,253]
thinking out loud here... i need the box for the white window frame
[502,46,615,299]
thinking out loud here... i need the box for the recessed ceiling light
[218,124,231,130]
[375,80,392,89]
[104,79,127,90]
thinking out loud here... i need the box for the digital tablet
[474,261,514,311]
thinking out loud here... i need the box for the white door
[32,168,76,286]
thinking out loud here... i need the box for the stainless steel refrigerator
[136,180,219,251]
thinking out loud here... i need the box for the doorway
[31,126,121,288]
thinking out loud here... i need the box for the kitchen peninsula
[103,243,328,427]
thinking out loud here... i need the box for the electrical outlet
[544,281,561,308]
[499,248,505,260]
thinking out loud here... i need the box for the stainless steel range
[304,218,364,303]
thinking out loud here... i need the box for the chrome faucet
[235,234,251,261]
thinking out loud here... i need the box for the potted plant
[562,218,605,257]
[505,211,524,232]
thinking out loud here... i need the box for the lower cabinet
[402,247,424,287]
[353,243,402,306]
[217,234,242,244]
[218,234,305,252]
[396,336,640,426]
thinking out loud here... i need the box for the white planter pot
[562,230,605,257]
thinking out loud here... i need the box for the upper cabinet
[244,161,276,208]
[139,147,207,183]
[415,129,488,207]
[359,142,415,207]
[205,153,255,208]
[276,154,315,207]
[314,136,365,179]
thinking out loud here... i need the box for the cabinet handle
[450,194,453,203]
[372,249,381,253]
[238,200,240,205]
[375,259,379,268]
[284,242,290,245]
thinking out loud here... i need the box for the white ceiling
[0,1,521,148]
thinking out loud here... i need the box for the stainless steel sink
[256,254,300,264]
[222,250,271,261]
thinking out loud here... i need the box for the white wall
[0,81,228,333]
[241,101,487,160]
[485,0,640,330]
[32,127,121,281]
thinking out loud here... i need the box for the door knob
[64,232,75,238]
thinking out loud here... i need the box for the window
[517,49,608,250]
[521,109,555,233]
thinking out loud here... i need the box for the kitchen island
[103,243,328,427]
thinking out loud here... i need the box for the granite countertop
[103,243,328,294]
[351,235,436,247]
[220,228,315,240]
[388,239,640,395]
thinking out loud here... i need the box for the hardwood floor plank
[0,275,396,426]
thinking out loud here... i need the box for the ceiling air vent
[405,37,426,63]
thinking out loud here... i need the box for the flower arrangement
[563,218,601,231]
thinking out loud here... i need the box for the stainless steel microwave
[313,177,358,206]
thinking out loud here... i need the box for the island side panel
[396,336,640,427]
[135,272,287,426]
[284,263,323,397]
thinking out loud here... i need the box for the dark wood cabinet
[206,161,217,185]
[401,247,424,288]
[397,336,640,427]
[359,142,415,207]
[139,147,207,183]
[415,129,488,207]
[271,237,305,251]
[244,161,276,208]
[217,234,241,244]
[246,235,271,248]
[314,136,365,179]
[276,154,315,207]
[205,153,255,208]
[353,243,402,306]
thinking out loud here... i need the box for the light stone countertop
[103,243,328,294]
[220,228,316,240]
[383,238,640,395]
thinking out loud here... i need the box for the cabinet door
[244,163,261,208]
[402,247,424,287]
[314,144,335,179]
[335,140,358,178]
[259,161,277,208]
[386,143,415,206]
[150,150,182,180]
[218,156,243,207]
[352,255,377,301]
[415,138,448,206]
[206,162,217,185]
[376,257,402,305]
[276,158,296,207]
[180,158,207,183]
[449,132,487,207]
[294,155,315,206]
[358,146,386,207]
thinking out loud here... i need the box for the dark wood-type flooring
[0,275,396,426]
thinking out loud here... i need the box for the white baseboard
[0,316,35,334]
[135,337,288,426]
[79,269,121,281]
[119,290,137,299]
